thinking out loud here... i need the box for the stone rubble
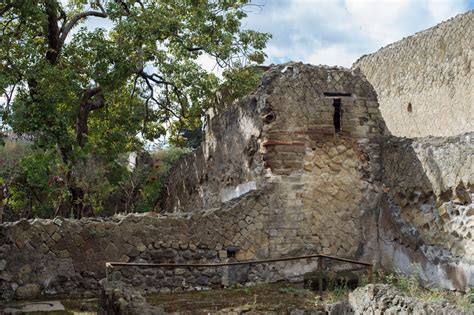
[349,284,467,315]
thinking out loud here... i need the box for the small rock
[57,250,70,258]
[164,248,177,258]
[39,243,49,254]
[16,283,41,299]
[0,272,12,281]
[53,218,63,227]
[51,232,62,242]
[136,242,146,252]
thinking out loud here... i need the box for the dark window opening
[407,102,412,113]
[324,92,352,97]
[226,246,239,259]
[333,98,342,133]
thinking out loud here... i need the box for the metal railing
[105,253,373,297]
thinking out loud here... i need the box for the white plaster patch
[127,152,137,172]
[203,108,217,160]
[220,181,257,203]
[239,113,259,141]
[279,260,319,278]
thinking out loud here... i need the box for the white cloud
[345,0,414,44]
[245,0,470,67]
[60,0,473,69]
[307,45,361,67]
[196,53,224,78]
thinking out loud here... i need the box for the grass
[145,279,357,314]
[147,273,472,313]
[363,270,474,313]
[145,282,327,313]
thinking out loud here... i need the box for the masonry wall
[1,63,389,301]
[2,62,473,303]
[353,11,474,138]
[161,97,265,212]
[0,192,274,301]
[162,63,386,262]
[379,133,474,290]
[255,64,385,260]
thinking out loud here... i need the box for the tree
[0,0,269,218]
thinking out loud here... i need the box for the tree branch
[59,10,107,49]
[0,3,13,17]
[139,73,180,120]
[76,87,105,147]
[114,0,131,14]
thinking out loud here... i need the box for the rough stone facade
[163,63,385,261]
[161,63,474,291]
[353,10,474,138]
[0,61,473,302]
[379,133,473,291]
[0,192,274,300]
[1,64,388,300]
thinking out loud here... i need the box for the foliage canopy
[0,0,269,219]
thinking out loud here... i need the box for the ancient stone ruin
[354,11,473,138]
[0,10,473,310]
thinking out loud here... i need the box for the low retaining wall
[0,192,272,301]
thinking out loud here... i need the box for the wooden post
[318,256,323,299]
[368,265,373,284]
[105,262,111,285]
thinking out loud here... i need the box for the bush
[125,147,190,213]
[0,141,189,220]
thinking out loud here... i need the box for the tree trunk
[40,1,106,219]
[0,185,4,223]
[69,184,85,219]
[76,103,90,148]
[45,0,61,64]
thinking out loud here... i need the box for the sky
[240,0,474,67]
[240,0,474,68]
[81,0,474,70]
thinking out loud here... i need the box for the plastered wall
[353,11,474,137]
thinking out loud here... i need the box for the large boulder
[348,284,466,315]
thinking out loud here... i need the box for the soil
[145,282,335,314]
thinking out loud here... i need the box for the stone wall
[0,192,273,301]
[162,63,386,214]
[159,63,474,291]
[1,63,473,301]
[382,133,473,260]
[378,133,474,290]
[163,63,386,261]
[161,97,265,212]
[353,11,474,138]
[1,63,389,301]
[258,64,385,259]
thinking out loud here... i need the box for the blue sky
[236,0,474,67]
[83,1,473,69]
